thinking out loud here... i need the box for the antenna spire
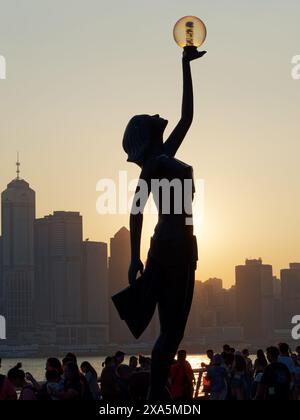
[16,152,20,180]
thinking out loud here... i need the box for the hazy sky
[1,0,300,287]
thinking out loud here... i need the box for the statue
[114,28,206,399]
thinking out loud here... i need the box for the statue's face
[150,114,168,136]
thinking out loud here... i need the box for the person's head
[65,353,77,364]
[139,355,146,368]
[46,369,61,383]
[139,355,151,370]
[102,356,114,368]
[7,363,26,388]
[177,350,187,362]
[242,349,250,358]
[123,114,168,166]
[114,351,125,366]
[62,357,74,367]
[206,349,214,361]
[64,362,80,383]
[279,343,290,356]
[223,344,230,353]
[266,346,280,363]
[129,356,138,370]
[46,358,63,376]
[256,349,267,363]
[233,355,246,372]
[80,361,97,378]
[296,346,300,355]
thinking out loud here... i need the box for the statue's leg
[149,263,195,400]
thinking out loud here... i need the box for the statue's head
[123,114,168,166]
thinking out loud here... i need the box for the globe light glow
[173,16,207,48]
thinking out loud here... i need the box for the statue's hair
[123,115,152,164]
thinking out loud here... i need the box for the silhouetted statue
[116,46,206,400]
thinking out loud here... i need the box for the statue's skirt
[111,234,198,339]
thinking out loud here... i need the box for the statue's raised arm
[164,47,206,158]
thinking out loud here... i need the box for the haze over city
[1,0,300,287]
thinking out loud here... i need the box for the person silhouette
[122,46,206,400]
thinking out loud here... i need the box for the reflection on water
[0,354,210,382]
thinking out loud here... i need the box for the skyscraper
[81,240,109,325]
[35,213,110,346]
[35,211,82,326]
[236,259,275,340]
[1,161,35,340]
[281,263,300,328]
[108,227,132,344]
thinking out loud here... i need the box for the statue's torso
[147,154,195,240]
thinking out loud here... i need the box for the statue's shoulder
[156,154,192,174]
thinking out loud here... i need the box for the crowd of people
[198,343,300,400]
[0,343,300,401]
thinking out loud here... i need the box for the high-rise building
[236,259,275,340]
[35,214,110,346]
[186,280,205,338]
[108,227,132,344]
[186,280,240,345]
[82,240,109,324]
[281,263,300,328]
[187,278,237,332]
[205,277,223,292]
[1,162,35,340]
[80,241,109,344]
[272,276,282,329]
[35,211,82,326]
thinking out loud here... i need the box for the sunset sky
[1,0,300,287]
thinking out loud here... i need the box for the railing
[192,368,205,399]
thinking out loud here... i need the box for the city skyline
[0,160,299,288]
[1,1,300,288]
[0,167,298,350]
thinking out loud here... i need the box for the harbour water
[0,354,209,382]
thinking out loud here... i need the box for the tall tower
[108,227,132,344]
[34,211,83,326]
[81,240,109,325]
[281,263,300,328]
[236,259,275,341]
[1,158,35,339]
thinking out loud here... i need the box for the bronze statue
[121,46,206,400]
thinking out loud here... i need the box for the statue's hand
[183,46,207,61]
[128,258,144,285]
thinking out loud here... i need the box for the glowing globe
[173,16,207,48]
